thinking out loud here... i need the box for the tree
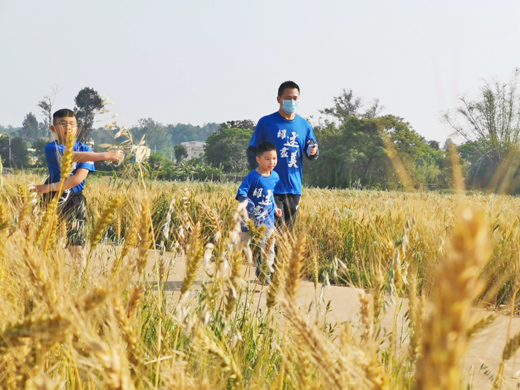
[174,144,188,163]
[0,134,28,168]
[75,87,105,143]
[20,113,40,141]
[167,122,219,145]
[219,120,255,131]
[444,69,520,188]
[38,86,58,140]
[319,89,383,124]
[132,118,170,152]
[307,90,445,190]
[31,138,48,167]
[205,128,253,173]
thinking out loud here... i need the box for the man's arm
[247,146,258,170]
[73,150,124,163]
[33,168,89,194]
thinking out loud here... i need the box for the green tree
[219,120,255,131]
[31,138,48,167]
[308,90,445,190]
[75,87,105,143]
[444,69,520,188]
[174,144,188,163]
[132,118,170,152]
[0,134,29,168]
[204,128,253,173]
[319,89,383,124]
[168,122,219,145]
[20,113,40,141]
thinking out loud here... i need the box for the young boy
[33,108,124,271]
[236,141,282,283]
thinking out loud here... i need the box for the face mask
[282,99,298,114]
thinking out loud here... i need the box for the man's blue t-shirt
[44,141,95,193]
[249,112,316,195]
[236,170,280,229]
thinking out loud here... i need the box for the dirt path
[143,253,520,389]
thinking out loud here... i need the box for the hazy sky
[1,0,519,142]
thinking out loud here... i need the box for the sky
[1,0,520,142]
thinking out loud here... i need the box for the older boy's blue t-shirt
[236,170,279,229]
[249,112,316,195]
[44,141,95,193]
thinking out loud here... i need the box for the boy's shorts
[43,190,87,246]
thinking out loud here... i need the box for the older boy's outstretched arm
[73,150,124,163]
[33,168,89,195]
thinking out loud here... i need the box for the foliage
[319,88,383,123]
[219,119,256,131]
[37,87,57,140]
[132,118,169,153]
[126,121,218,155]
[20,113,41,141]
[308,90,445,190]
[0,134,28,168]
[205,128,253,173]
[30,138,48,168]
[147,153,223,181]
[168,122,219,145]
[74,87,105,143]
[445,69,520,189]
[174,144,188,163]
[307,114,444,190]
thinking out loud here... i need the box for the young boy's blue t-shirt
[249,112,316,195]
[44,141,95,193]
[236,170,280,229]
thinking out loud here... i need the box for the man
[247,81,319,230]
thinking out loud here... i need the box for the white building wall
[180,141,206,160]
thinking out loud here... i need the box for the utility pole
[8,134,12,167]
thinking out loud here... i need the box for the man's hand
[308,143,318,156]
[106,150,124,161]
[275,207,282,217]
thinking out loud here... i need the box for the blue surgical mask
[282,99,298,114]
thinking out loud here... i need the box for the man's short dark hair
[278,81,300,97]
[256,141,276,157]
[53,108,76,124]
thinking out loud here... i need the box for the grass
[0,170,519,388]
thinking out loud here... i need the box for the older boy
[237,142,282,283]
[34,108,124,270]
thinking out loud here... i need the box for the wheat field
[1,168,520,389]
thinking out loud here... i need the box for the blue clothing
[236,170,280,229]
[44,141,95,193]
[249,112,317,195]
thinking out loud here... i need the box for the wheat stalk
[415,206,491,389]
[284,234,306,302]
[180,222,203,297]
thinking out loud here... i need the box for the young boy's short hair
[277,81,300,97]
[53,108,76,124]
[256,141,276,157]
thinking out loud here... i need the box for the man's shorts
[43,190,87,246]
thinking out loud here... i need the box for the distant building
[180,141,205,160]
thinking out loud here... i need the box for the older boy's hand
[106,150,124,161]
[30,184,48,195]
[308,143,318,156]
[275,207,282,217]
